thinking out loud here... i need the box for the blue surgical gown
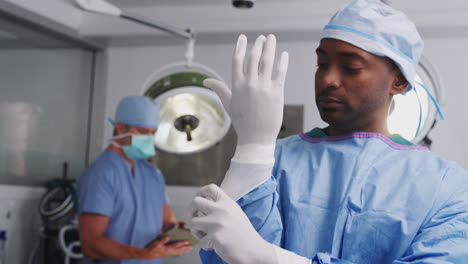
[201,128,468,264]
[78,150,168,264]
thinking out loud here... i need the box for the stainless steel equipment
[154,86,230,154]
[144,69,235,186]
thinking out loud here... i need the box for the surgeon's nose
[316,66,341,90]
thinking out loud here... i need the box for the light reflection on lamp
[142,63,231,155]
[154,86,230,154]
[387,56,443,146]
[388,75,429,141]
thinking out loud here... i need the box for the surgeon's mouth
[317,96,344,108]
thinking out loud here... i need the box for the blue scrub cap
[109,96,160,128]
[321,0,423,93]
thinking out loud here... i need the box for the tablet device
[162,227,198,246]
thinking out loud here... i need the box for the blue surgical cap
[321,0,424,93]
[109,96,160,128]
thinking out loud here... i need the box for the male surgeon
[78,96,192,264]
[189,0,468,263]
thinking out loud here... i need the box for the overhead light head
[232,0,255,9]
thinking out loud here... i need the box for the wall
[0,184,45,264]
[100,36,468,170]
[425,37,468,167]
[0,49,94,185]
[0,0,81,31]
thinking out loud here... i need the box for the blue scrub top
[78,150,168,264]
[201,128,468,264]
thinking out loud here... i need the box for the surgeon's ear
[390,71,408,95]
[115,122,127,135]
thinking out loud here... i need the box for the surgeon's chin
[318,108,353,132]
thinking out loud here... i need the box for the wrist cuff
[232,144,275,164]
[273,245,312,264]
[221,161,273,201]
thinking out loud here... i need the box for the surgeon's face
[115,122,157,145]
[126,125,157,136]
[315,38,405,134]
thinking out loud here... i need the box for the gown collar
[301,128,427,150]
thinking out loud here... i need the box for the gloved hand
[189,184,311,264]
[203,34,289,148]
[204,34,289,200]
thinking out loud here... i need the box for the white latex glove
[204,34,289,201]
[203,34,289,153]
[189,184,311,264]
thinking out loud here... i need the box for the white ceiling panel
[0,15,79,49]
[107,0,311,8]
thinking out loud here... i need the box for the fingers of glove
[191,228,206,241]
[198,235,215,251]
[247,35,266,81]
[259,34,277,80]
[195,184,223,202]
[233,34,247,81]
[187,200,205,227]
[187,213,206,240]
[190,196,218,217]
[203,78,232,110]
[274,51,289,89]
[188,215,219,237]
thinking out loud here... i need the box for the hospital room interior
[0,0,467,263]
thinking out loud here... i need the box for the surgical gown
[201,128,468,264]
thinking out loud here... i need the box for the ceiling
[77,0,468,47]
[106,0,310,8]
[2,0,468,49]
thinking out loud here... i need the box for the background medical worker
[78,96,192,264]
[189,0,468,263]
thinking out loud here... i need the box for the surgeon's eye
[136,127,154,134]
[344,67,362,75]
